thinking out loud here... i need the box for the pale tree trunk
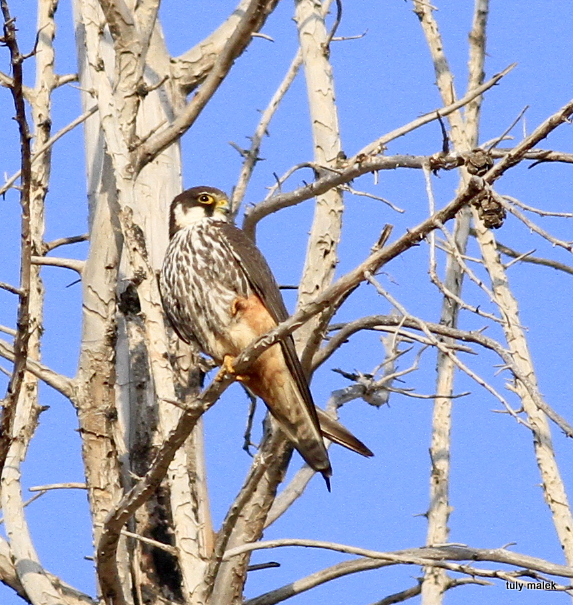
[294,0,343,372]
[71,0,202,600]
[72,2,280,603]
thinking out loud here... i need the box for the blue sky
[1,2,573,604]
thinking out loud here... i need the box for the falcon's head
[169,186,230,238]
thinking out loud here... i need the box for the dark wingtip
[323,473,332,492]
[360,443,375,458]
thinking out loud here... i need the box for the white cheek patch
[173,203,207,228]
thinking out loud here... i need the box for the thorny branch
[237,540,573,605]
[226,539,573,580]
[0,0,34,476]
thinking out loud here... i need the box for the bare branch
[0,0,34,478]
[487,237,573,276]
[465,0,489,138]
[229,539,573,577]
[0,338,76,400]
[133,0,160,58]
[134,0,279,173]
[341,184,405,213]
[293,0,344,371]
[54,72,78,87]
[0,68,13,87]
[172,0,279,93]
[355,63,514,159]
[232,49,302,211]
[245,545,571,605]
[473,96,573,559]
[0,105,97,197]
[485,96,573,183]
[96,373,235,604]
[0,536,27,602]
[369,583,422,605]
[31,255,85,275]
[264,465,315,528]
[242,153,474,238]
[501,194,573,218]
[232,1,341,210]
[0,536,97,605]
[203,428,288,602]
[0,281,23,296]
[485,105,528,151]
[501,197,573,252]
[44,234,89,253]
[411,3,492,598]
[490,147,573,166]
[29,482,87,492]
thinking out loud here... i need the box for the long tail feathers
[316,408,374,458]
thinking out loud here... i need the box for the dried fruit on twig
[471,189,506,229]
[464,148,494,176]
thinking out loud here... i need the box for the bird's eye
[198,193,213,204]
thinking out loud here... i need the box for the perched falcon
[160,186,373,488]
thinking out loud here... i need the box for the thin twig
[44,233,89,253]
[0,338,76,400]
[484,96,573,183]
[355,64,514,158]
[0,281,23,296]
[480,235,573,276]
[500,197,573,253]
[31,256,85,275]
[501,194,573,218]
[0,105,97,197]
[29,482,87,492]
[486,106,529,151]
[232,50,303,211]
[490,147,573,166]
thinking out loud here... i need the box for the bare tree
[1,1,573,604]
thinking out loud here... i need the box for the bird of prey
[160,186,373,488]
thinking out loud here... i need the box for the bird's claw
[216,355,236,381]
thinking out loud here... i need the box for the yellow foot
[216,355,236,381]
